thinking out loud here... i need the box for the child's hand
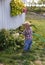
[19,32,22,34]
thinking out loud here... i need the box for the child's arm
[19,30,25,35]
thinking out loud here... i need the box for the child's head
[23,21,31,29]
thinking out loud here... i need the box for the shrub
[0,29,16,50]
[0,29,24,51]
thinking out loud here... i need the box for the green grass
[0,48,45,65]
[0,13,45,65]
[31,19,45,38]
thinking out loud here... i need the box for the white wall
[22,0,27,3]
[0,0,2,29]
[0,0,25,30]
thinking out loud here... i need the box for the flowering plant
[10,0,27,16]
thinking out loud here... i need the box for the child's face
[24,24,30,29]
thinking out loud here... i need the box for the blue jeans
[23,39,32,51]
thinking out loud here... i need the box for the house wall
[0,0,2,29]
[0,0,25,30]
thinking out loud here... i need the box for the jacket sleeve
[22,30,26,35]
[19,30,26,35]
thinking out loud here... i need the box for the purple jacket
[23,27,32,40]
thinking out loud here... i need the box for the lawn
[0,13,45,65]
